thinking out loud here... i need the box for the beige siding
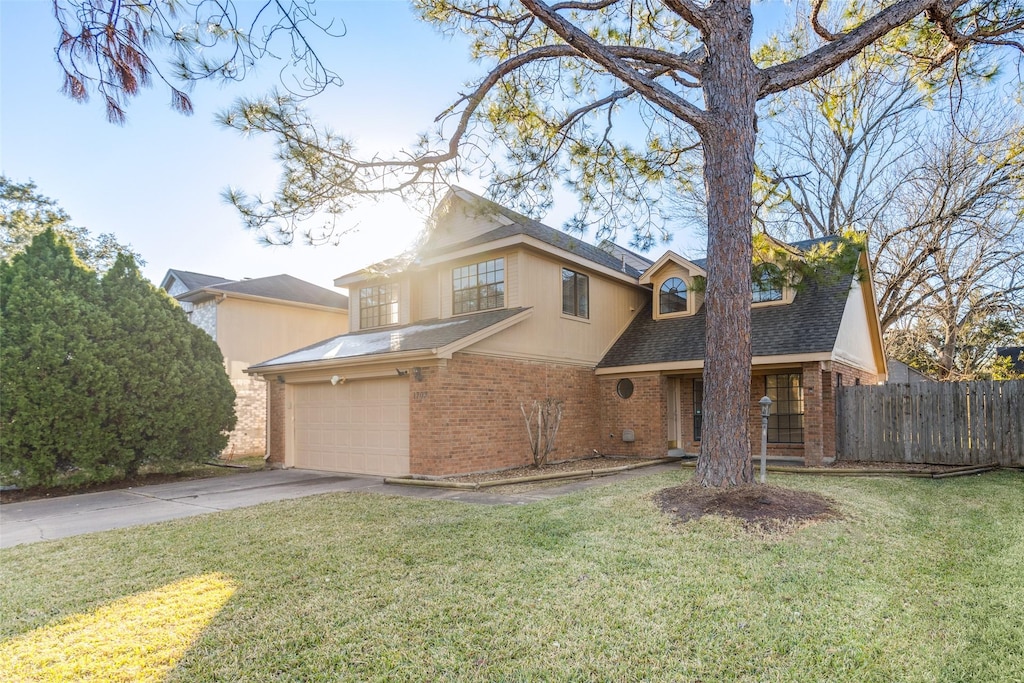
[413,270,441,321]
[506,251,520,307]
[217,298,348,378]
[832,279,882,375]
[470,250,647,365]
[427,195,512,249]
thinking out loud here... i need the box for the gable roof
[161,269,231,292]
[335,187,654,285]
[424,188,651,276]
[249,307,531,371]
[177,274,349,310]
[597,273,854,369]
[638,250,707,284]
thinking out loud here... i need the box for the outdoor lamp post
[759,395,772,484]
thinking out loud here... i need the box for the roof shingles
[179,274,348,309]
[598,274,853,368]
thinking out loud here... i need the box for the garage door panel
[294,379,409,476]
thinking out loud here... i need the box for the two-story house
[162,271,349,457]
[247,187,886,476]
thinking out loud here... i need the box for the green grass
[2,470,1022,682]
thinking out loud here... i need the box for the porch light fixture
[330,375,342,386]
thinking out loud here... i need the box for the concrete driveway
[1,463,678,548]
[0,469,516,548]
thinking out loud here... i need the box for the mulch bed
[445,455,660,484]
[655,482,841,530]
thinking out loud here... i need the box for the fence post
[902,389,913,463]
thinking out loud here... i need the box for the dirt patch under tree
[655,482,841,530]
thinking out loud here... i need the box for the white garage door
[293,379,410,476]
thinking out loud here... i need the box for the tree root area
[655,483,841,530]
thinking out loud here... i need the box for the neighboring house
[885,358,935,384]
[996,347,1024,374]
[247,187,886,477]
[161,271,349,457]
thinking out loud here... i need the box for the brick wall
[597,375,668,457]
[266,379,286,467]
[409,354,601,476]
[263,357,881,474]
[220,376,268,458]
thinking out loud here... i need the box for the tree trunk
[694,1,759,487]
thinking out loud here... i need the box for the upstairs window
[453,258,504,314]
[562,268,589,319]
[753,264,784,303]
[659,277,688,314]
[359,283,399,329]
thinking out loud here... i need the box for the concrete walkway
[1,464,678,548]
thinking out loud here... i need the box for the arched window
[753,264,783,303]
[659,277,687,314]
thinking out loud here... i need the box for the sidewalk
[1,464,678,548]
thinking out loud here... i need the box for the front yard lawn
[1,470,1022,681]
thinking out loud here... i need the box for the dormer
[639,251,707,320]
[752,233,802,307]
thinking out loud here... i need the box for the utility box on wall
[622,429,635,442]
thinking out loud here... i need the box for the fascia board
[246,348,436,375]
[594,352,834,376]
[201,290,348,313]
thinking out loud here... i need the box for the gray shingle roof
[597,274,854,368]
[164,269,231,291]
[341,187,652,281]
[179,274,348,310]
[687,236,837,270]
[250,307,529,369]
[422,190,651,277]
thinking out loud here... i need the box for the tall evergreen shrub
[0,232,236,488]
[100,255,235,473]
[0,231,119,486]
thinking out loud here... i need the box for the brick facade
[409,354,602,476]
[266,379,286,467]
[221,376,268,458]
[263,355,880,474]
[597,375,669,458]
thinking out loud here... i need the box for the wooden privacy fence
[836,380,1024,466]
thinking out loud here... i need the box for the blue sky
[0,0,769,291]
